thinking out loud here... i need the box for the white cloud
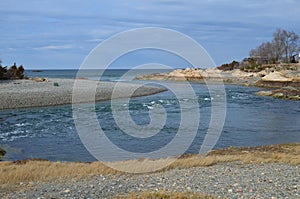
[35,45,74,50]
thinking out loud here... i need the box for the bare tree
[282,30,299,63]
[250,28,300,63]
[272,29,285,62]
[250,42,275,64]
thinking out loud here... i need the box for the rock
[201,68,222,78]
[190,70,202,78]
[53,82,59,87]
[288,95,300,100]
[168,70,185,78]
[184,67,191,73]
[63,189,71,194]
[273,92,285,98]
[257,70,267,77]
[34,77,49,82]
[282,86,299,91]
[262,72,293,82]
[34,77,43,82]
[256,91,273,96]
[256,87,300,100]
[232,69,255,78]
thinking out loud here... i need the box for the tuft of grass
[114,191,217,199]
[0,143,299,185]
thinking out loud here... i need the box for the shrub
[0,63,25,80]
[217,60,240,71]
[0,147,6,160]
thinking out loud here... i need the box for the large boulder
[262,71,293,82]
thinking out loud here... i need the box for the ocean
[0,69,299,162]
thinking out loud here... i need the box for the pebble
[63,189,71,194]
[1,163,299,199]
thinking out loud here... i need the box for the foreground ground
[0,143,299,198]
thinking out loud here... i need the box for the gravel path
[1,162,299,198]
[0,78,166,110]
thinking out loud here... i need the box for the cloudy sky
[0,0,299,69]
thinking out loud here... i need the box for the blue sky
[0,0,299,69]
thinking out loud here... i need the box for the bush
[0,63,25,80]
[217,60,240,71]
[0,147,6,160]
[0,66,8,79]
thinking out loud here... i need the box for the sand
[0,78,167,110]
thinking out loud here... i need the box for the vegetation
[0,59,25,80]
[218,29,300,71]
[0,143,299,185]
[250,28,300,64]
[217,60,240,71]
[0,147,6,160]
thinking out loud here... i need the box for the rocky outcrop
[135,64,300,101]
[256,86,300,100]
[136,67,224,81]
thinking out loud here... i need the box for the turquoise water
[0,70,299,162]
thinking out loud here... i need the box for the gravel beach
[1,162,299,199]
[0,78,167,110]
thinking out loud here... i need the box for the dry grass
[165,143,300,171]
[0,143,299,185]
[114,191,217,199]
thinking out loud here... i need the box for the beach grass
[0,143,299,185]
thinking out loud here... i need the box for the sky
[0,0,299,69]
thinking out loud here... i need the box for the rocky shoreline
[135,64,300,100]
[1,163,299,199]
[0,78,167,110]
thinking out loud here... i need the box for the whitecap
[146,105,154,110]
[15,123,30,127]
